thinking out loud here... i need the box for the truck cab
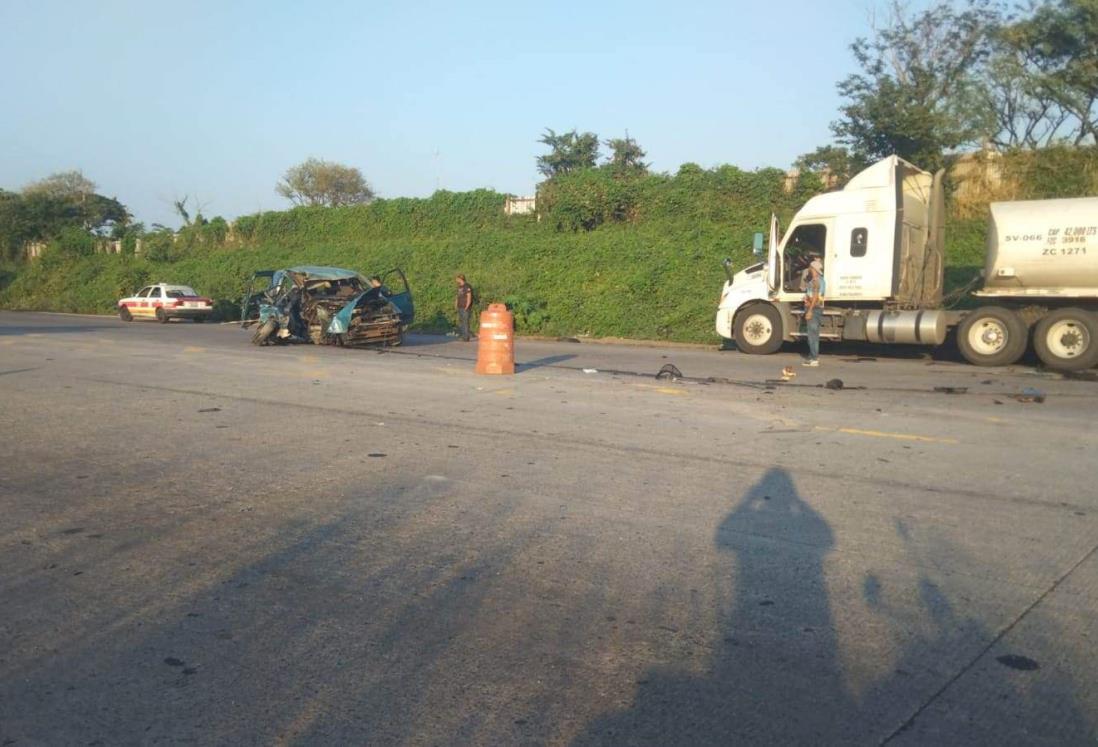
[717,156,947,354]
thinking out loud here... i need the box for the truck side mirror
[753,232,764,256]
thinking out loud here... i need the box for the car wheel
[252,318,278,346]
[156,307,169,324]
[957,306,1027,367]
[1033,308,1098,371]
[733,304,783,354]
[119,307,132,322]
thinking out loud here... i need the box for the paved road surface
[2,312,1096,745]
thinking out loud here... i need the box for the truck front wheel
[957,306,1027,367]
[1033,308,1098,371]
[733,304,783,355]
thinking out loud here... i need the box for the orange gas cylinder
[475,303,515,375]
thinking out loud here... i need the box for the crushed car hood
[328,291,370,335]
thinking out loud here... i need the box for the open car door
[240,270,276,323]
[380,268,414,325]
[766,214,781,293]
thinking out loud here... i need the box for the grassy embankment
[2,148,1094,343]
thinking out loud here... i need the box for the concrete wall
[504,196,536,215]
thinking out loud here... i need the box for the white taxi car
[118,283,214,323]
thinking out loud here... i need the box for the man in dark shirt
[455,274,473,341]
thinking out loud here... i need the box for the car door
[133,287,152,316]
[240,270,276,322]
[148,286,163,314]
[380,268,414,325]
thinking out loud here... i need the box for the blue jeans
[805,311,821,361]
[458,308,471,340]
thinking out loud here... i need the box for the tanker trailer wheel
[733,304,783,355]
[1033,308,1098,372]
[251,318,278,346]
[957,306,1027,367]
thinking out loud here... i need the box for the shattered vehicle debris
[240,265,414,347]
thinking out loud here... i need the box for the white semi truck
[715,156,1098,370]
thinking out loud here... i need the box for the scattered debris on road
[933,386,968,395]
[780,366,796,381]
[656,364,683,381]
[1015,387,1046,403]
[583,368,598,374]
[825,378,844,390]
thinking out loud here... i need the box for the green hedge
[2,149,1094,343]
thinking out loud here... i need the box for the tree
[980,38,1072,148]
[603,134,649,177]
[536,129,600,178]
[996,0,1098,145]
[831,0,1000,169]
[171,195,210,227]
[22,170,97,200]
[19,170,127,233]
[794,145,862,185]
[276,158,376,207]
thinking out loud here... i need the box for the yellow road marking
[183,346,205,353]
[815,426,957,444]
[299,354,319,363]
[635,383,687,396]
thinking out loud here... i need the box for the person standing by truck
[455,274,474,342]
[803,257,825,366]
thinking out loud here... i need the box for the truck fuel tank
[865,309,948,346]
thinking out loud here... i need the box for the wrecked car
[240,265,413,347]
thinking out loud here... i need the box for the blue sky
[0,0,878,227]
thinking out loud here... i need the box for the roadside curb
[2,310,719,349]
[416,330,719,351]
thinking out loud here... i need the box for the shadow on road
[0,323,117,336]
[573,468,1093,745]
[518,354,577,371]
[3,466,1093,744]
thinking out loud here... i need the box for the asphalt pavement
[1,311,1096,745]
